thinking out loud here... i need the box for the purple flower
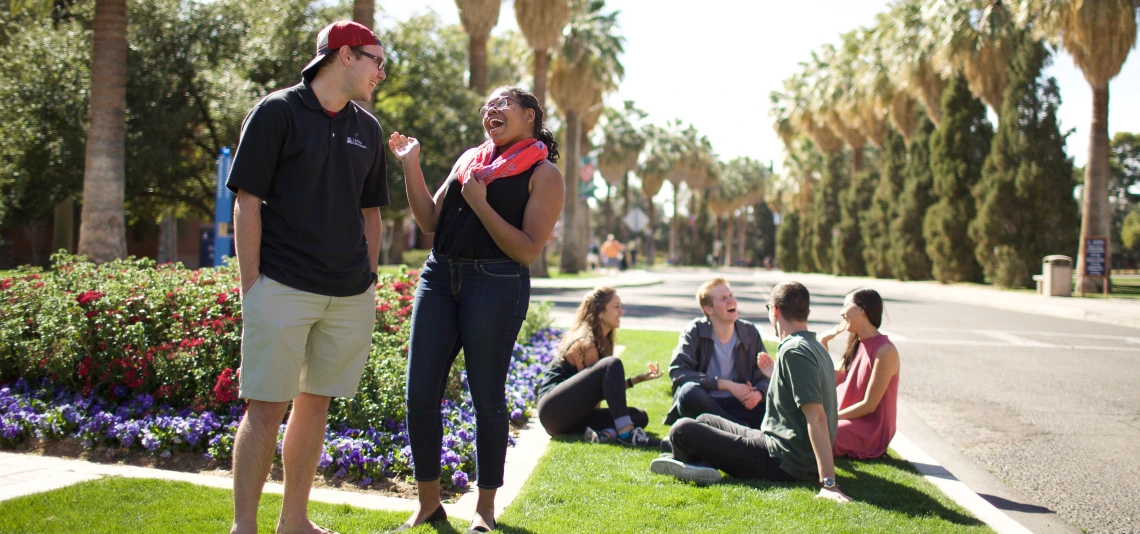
[452,471,468,488]
[359,477,373,488]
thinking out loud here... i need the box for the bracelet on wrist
[626,378,634,389]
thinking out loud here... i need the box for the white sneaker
[650,456,722,485]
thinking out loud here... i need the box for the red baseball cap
[301,21,381,82]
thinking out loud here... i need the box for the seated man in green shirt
[650,281,852,503]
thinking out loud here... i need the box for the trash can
[1041,255,1073,297]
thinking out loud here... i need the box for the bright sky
[378,0,1140,174]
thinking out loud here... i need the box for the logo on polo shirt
[346,136,367,149]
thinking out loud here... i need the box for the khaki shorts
[238,275,376,402]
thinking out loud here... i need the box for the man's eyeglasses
[765,304,772,312]
[355,50,386,72]
[480,96,522,116]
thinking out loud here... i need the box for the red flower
[85,310,98,319]
[0,279,13,291]
[76,290,104,306]
[78,357,93,378]
[391,281,413,293]
[217,293,229,304]
[33,282,45,288]
[213,368,239,404]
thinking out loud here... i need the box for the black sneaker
[583,426,612,444]
[616,427,652,447]
[650,456,722,485]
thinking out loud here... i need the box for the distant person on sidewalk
[388,84,564,532]
[586,240,601,271]
[601,234,625,276]
[536,287,662,445]
[651,282,851,504]
[226,20,388,534]
[663,278,771,430]
[819,288,899,459]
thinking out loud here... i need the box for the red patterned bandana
[456,138,548,186]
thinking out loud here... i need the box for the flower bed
[0,254,559,489]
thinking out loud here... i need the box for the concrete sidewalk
[530,269,664,290]
[748,270,1140,330]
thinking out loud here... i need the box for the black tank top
[434,161,539,260]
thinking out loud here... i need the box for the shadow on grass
[706,456,983,528]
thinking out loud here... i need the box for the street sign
[624,207,649,233]
[578,178,596,200]
[1084,236,1107,277]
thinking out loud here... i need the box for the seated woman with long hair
[536,287,662,446]
[820,287,900,459]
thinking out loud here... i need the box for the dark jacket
[663,317,768,425]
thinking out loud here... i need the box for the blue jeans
[674,382,766,429]
[405,251,530,489]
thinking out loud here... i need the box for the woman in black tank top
[387,86,564,533]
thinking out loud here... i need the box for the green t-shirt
[761,331,838,481]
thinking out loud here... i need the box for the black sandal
[393,504,448,532]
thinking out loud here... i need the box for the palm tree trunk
[78,0,127,263]
[1077,85,1112,293]
[353,0,374,29]
[712,215,722,265]
[605,185,614,237]
[669,185,679,264]
[533,50,550,107]
[737,207,747,266]
[157,211,178,264]
[558,109,581,273]
[390,214,407,265]
[852,147,864,174]
[645,203,656,266]
[725,211,735,267]
[620,173,631,242]
[52,200,75,254]
[469,32,489,96]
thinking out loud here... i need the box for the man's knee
[668,417,698,441]
[243,400,289,430]
[675,382,707,409]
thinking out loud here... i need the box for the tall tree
[925,0,1021,114]
[776,210,801,272]
[353,0,373,30]
[924,75,993,283]
[834,168,878,276]
[810,152,847,274]
[597,101,646,239]
[970,38,1079,287]
[455,0,501,96]
[863,128,906,278]
[1109,132,1140,268]
[77,0,128,262]
[1015,0,1138,291]
[513,0,569,107]
[549,0,624,274]
[882,0,947,126]
[638,124,672,266]
[889,115,937,280]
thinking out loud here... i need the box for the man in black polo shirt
[226,20,388,534]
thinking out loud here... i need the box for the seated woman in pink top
[820,288,899,459]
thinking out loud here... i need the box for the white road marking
[977,330,1058,348]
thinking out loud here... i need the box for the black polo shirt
[226,80,388,297]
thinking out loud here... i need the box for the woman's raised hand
[635,362,663,384]
[388,131,420,163]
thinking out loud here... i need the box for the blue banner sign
[1084,237,1107,277]
[213,148,234,267]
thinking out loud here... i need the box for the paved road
[532,268,1140,534]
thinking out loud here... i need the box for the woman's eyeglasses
[480,96,522,116]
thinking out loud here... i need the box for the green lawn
[0,330,989,533]
[498,330,989,533]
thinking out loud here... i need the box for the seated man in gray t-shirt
[663,278,771,429]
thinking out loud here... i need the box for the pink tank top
[833,334,898,459]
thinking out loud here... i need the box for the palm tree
[711,157,768,266]
[455,0,501,96]
[549,0,624,274]
[77,0,128,263]
[354,0,374,28]
[882,0,947,126]
[637,124,673,267]
[812,42,868,173]
[924,0,1021,114]
[1015,0,1138,291]
[513,0,570,106]
[598,101,646,238]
